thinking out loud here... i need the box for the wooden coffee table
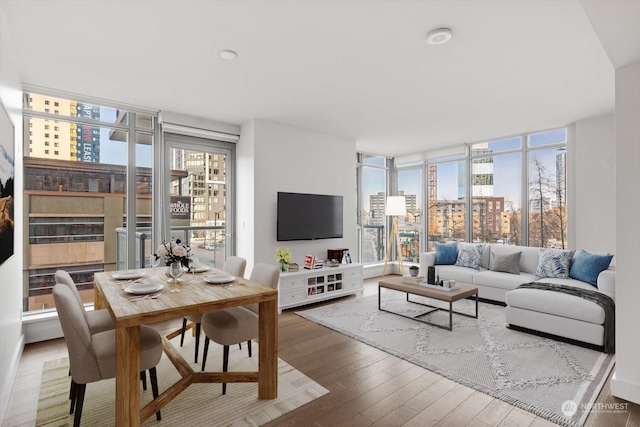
[378,277,478,331]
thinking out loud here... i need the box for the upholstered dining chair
[179,256,247,363]
[53,284,163,426]
[55,270,114,334]
[200,263,280,395]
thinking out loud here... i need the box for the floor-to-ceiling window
[356,154,388,264]
[527,128,567,248]
[22,90,156,312]
[397,166,422,262]
[469,137,522,245]
[357,127,568,264]
[162,133,235,270]
[426,154,467,252]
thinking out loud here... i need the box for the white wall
[0,8,25,422]
[236,120,357,271]
[612,62,640,405]
[573,114,616,254]
[236,120,256,268]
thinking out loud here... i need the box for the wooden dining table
[94,266,279,426]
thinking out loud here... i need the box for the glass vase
[279,260,287,272]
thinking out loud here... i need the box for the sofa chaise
[419,243,615,351]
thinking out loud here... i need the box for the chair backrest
[55,269,89,324]
[53,284,102,384]
[223,256,247,278]
[246,263,280,314]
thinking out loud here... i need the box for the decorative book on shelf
[287,263,299,272]
[304,255,324,269]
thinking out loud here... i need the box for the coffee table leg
[378,285,381,309]
[475,293,478,319]
[449,302,453,331]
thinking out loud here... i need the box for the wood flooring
[3,277,638,427]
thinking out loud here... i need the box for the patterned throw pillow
[535,248,576,279]
[569,250,613,287]
[455,243,485,270]
[490,251,522,274]
[435,242,458,265]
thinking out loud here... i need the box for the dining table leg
[258,298,278,399]
[116,325,141,426]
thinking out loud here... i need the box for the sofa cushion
[490,251,521,274]
[505,288,605,325]
[533,276,605,292]
[455,243,485,270]
[535,248,575,279]
[473,270,538,291]
[488,245,539,274]
[434,242,458,265]
[569,250,614,287]
[433,265,477,284]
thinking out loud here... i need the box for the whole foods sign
[170,196,191,219]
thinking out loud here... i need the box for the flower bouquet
[275,247,291,272]
[154,238,191,267]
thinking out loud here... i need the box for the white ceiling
[1,0,635,157]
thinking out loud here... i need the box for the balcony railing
[115,225,227,270]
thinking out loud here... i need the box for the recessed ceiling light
[219,50,238,60]
[426,28,452,45]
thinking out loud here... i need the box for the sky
[98,108,152,168]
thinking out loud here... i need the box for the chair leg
[69,380,77,414]
[201,337,210,371]
[239,342,242,350]
[140,370,147,390]
[222,345,229,395]
[180,317,188,347]
[247,340,252,358]
[194,322,201,363]
[149,367,162,421]
[73,383,86,427]
[69,377,76,401]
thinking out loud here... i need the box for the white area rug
[296,291,614,427]
[36,334,328,426]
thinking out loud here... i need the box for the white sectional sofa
[419,243,615,351]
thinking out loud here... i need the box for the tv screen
[277,192,343,241]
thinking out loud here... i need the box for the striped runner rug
[36,334,328,426]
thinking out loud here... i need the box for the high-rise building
[459,143,494,198]
[170,149,226,227]
[75,102,101,162]
[27,94,100,162]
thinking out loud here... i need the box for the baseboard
[0,332,25,423]
[507,324,605,352]
[611,371,640,405]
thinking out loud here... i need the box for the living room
[1,1,639,426]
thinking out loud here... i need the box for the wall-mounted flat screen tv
[277,192,343,241]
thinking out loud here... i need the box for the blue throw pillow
[569,250,614,287]
[435,242,458,265]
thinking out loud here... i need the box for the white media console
[278,263,364,312]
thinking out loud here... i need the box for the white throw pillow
[455,243,485,270]
[535,248,575,279]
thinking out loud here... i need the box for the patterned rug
[36,334,328,426]
[296,291,615,427]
